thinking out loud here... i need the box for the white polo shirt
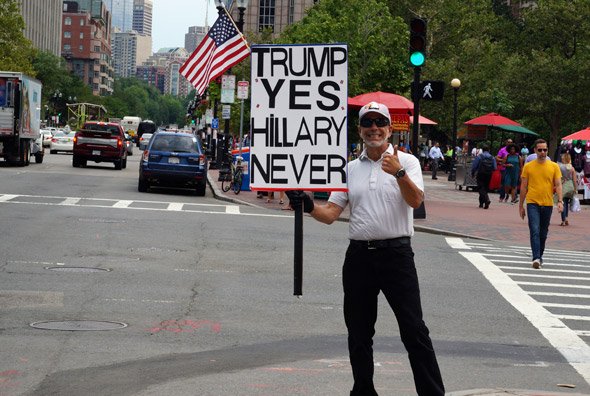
[329,144,424,240]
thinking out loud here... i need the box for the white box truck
[0,71,44,165]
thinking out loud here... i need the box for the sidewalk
[208,169,590,252]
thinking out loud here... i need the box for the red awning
[561,127,590,141]
[464,112,521,126]
[410,115,437,125]
[348,91,414,112]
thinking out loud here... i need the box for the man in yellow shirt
[519,139,563,269]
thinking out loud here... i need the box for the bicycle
[221,155,244,195]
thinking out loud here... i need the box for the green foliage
[278,0,409,96]
[0,0,36,75]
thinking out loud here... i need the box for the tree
[278,0,409,96]
[0,0,36,75]
[504,0,590,151]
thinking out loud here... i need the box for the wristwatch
[394,167,406,179]
[558,200,563,204]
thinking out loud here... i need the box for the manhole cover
[45,266,111,273]
[30,320,127,331]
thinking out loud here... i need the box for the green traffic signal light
[409,18,427,67]
[410,51,425,67]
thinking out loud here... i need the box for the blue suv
[138,131,208,196]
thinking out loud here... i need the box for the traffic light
[409,18,427,67]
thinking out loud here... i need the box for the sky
[151,0,219,53]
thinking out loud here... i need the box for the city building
[132,0,153,36]
[62,1,114,96]
[108,0,134,32]
[184,26,208,54]
[112,30,152,77]
[228,0,317,37]
[17,0,63,56]
[137,47,191,97]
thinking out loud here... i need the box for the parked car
[138,131,207,196]
[49,131,75,154]
[124,133,134,156]
[72,121,128,170]
[138,133,153,150]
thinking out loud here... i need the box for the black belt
[350,237,411,250]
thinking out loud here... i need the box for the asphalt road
[0,153,589,395]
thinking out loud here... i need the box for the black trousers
[476,172,492,206]
[343,241,445,396]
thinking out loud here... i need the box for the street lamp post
[236,0,249,33]
[448,78,461,182]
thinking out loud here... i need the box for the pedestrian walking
[471,143,497,209]
[496,138,512,202]
[518,139,563,269]
[559,152,577,226]
[286,101,445,396]
[429,141,443,179]
[503,143,523,204]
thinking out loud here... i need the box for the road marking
[60,197,80,205]
[542,302,590,310]
[0,194,17,202]
[167,202,184,211]
[576,331,590,337]
[493,259,590,267]
[507,272,590,281]
[460,251,590,386]
[529,292,590,299]
[517,281,590,290]
[499,266,590,275]
[555,315,590,322]
[112,200,133,208]
[225,205,240,214]
[445,237,471,250]
[0,193,292,219]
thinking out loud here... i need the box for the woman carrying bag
[559,152,577,226]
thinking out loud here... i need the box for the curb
[207,173,491,240]
[446,389,587,396]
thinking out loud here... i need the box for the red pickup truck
[73,121,128,170]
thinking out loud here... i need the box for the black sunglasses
[536,148,548,152]
[360,117,390,128]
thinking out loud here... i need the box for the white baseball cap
[359,101,391,122]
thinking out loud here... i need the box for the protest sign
[249,44,348,192]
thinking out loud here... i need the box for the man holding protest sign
[287,102,445,396]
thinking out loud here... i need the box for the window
[64,44,71,51]
[79,32,84,39]
[288,0,295,24]
[64,31,71,38]
[79,45,84,51]
[258,0,275,32]
[64,17,71,25]
[80,19,84,26]
[94,46,100,52]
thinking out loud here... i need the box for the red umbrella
[410,115,437,125]
[348,91,414,113]
[464,112,521,126]
[561,127,590,141]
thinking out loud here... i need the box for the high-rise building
[17,0,63,56]
[228,0,317,37]
[137,47,191,97]
[108,0,134,32]
[62,1,114,96]
[184,26,208,54]
[112,30,152,77]
[132,0,153,36]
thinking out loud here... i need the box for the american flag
[180,11,250,96]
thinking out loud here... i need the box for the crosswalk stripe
[555,315,590,321]
[0,194,17,202]
[541,302,590,310]
[517,281,590,290]
[499,266,590,274]
[507,272,590,281]
[60,197,80,205]
[529,291,590,299]
[112,200,133,208]
[167,202,184,211]
[461,251,590,385]
[225,205,240,214]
